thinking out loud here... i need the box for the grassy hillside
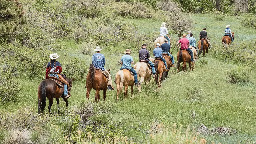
[1,0,256,143]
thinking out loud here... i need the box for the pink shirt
[178,38,189,50]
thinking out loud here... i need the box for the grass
[1,13,256,143]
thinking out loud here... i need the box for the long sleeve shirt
[188,37,196,47]
[139,48,150,62]
[161,43,170,53]
[46,61,62,79]
[153,47,163,58]
[121,54,133,69]
[225,28,231,35]
[160,27,168,36]
[92,53,105,71]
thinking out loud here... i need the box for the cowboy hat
[156,43,160,46]
[226,25,230,28]
[124,49,131,54]
[94,46,102,51]
[161,22,166,27]
[50,53,59,60]
[182,33,187,37]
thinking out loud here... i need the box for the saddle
[95,68,109,79]
[48,77,64,88]
[139,60,151,69]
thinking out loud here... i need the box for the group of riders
[45,23,234,98]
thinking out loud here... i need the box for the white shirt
[160,27,168,36]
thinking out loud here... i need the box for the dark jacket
[161,43,170,53]
[139,48,150,62]
[200,31,207,39]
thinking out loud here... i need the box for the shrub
[241,14,256,29]
[227,67,250,84]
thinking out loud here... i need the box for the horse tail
[38,80,46,114]
[201,39,204,50]
[89,64,95,83]
[178,51,182,63]
[155,61,159,73]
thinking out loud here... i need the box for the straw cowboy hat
[94,46,102,51]
[50,53,59,60]
[124,49,131,54]
[161,22,166,27]
[226,25,230,28]
[182,33,187,37]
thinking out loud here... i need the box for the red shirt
[178,38,189,50]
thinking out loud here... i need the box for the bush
[227,67,250,84]
[241,14,256,29]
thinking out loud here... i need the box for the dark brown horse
[38,75,72,114]
[222,32,234,47]
[198,39,209,57]
[176,50,194,72]
[154,59,167,87]
[86,64,111,102]
[162,53,172,78]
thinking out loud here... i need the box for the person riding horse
[92,46,114,90]
[188,33,197,49]
[139,43,156,76]
[46,53,70,99]
[160,22,170,45]
[224,25,233,42]
[153,43,169,70]
[120,49,139,86]
[161,40,175,65]
[178,34,194,62]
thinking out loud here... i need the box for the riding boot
[58,74,69,87]
[102,70,114,90]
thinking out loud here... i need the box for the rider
[178,34,194,62]
[139,43,156,75]
[153,43,169,70]
[120,49,139,86]
[224,25,233,42]
[92,46,114,90]
[46,53,70,99]
[161,39,175,66]
[160,22,170,45]
[188,33,197,48]
[199,28,210,48]
[186,30,191,40]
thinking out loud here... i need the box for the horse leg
[95,90,100,102]
[124,85,128,98]
[138,76,144,92]
[183,61,186,71]
[131,85,134,97]
[158,73,162,87]
[103,89,107,101]
[62,97,68,107]
[86,86,92,100]
[56,98,60,114]
[48,98,53,114]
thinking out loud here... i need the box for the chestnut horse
[115,69,134,100]
[176,50,194,72]
[38,75,72,114]
[86,64,111,102]
[162,53,172,78]
[134,61,152,92]
[154,59,167,87]
[198,39,209,57]
[222,32,234,47]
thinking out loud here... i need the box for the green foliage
[228,67,250,84]
[241,14,256,29]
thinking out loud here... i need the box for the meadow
[1,0,256,143]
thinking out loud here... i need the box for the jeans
[148,61,156,74]
[156,57,168,69]
[49,74,68,96]
[120,67,138,84]
[167,52,175,64]
[187,48,194,62]
[164,35,170,45]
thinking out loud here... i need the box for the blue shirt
[121,54,133,69]
[225,28,231,35]
[92,53,105,71]
[161,43,170,53]
[188,36,196,47]
[153,47,163,58]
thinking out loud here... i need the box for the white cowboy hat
[50,53,59,60]
[161,22,166,27]
[188,30,191,33]
[156,43,160,46]
[94,46,102,51]
[226,25,230,28]
[124,49,131,54]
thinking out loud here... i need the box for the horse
[189,46,198,60]
[222,32,234,47]
[198,39,209,57]
[115,69,135,100]
[134,61,152,92]
[162,53,173,78]
[154,36,170,47]
[176,50,194,72]
[154,59,167,87]
[86,64,111,102]
[38,75,72,114]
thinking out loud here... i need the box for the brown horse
[176,50,194,72]
[198,39,209,57]
[222,32,234,47]
[38,75,72,114]
[154,59,167,87]
[162,53,173,78]
[134,62,152,92]
[86,64,112,102]
[115,69,134,100]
